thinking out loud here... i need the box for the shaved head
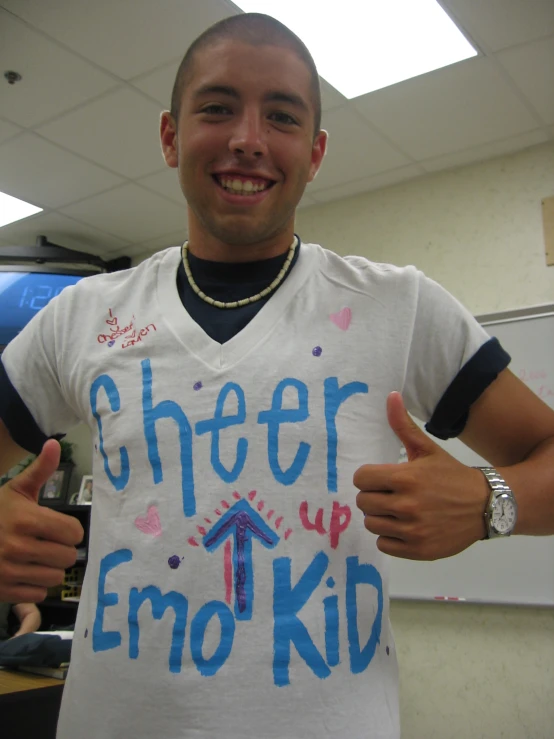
[170,12,322,137]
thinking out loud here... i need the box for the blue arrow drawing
[204,499,280,620]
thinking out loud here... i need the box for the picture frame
[38,464,73,506]
[77,475,94,505]
[67,491,80,506]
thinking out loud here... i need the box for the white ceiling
[0,0,552,261]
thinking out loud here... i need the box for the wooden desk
[0,667,64,693]
[0,668,64,739]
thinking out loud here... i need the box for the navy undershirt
[180,240,300,344]
[0,242,510,453]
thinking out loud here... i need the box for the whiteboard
[389,304,554,606]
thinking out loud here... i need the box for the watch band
[475,466,517,539]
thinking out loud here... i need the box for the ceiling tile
[497,36,554,125]
[130,60,180,109]
[36,88,167,179]
[137,169,184,205]
[60,184,187,243]
[310,164,426,204]
[102,245,141,261]
[127,230,188,260]
[420,129,550,173]
[135,230,187,250]
[310,108,409,193]
[2,0,237,79]
[0,9,118,128]
[0,210,129,255]
[0,133,125,208]
[443,0,554,52]
[114,232,186,264]
[0,119,22,145]
[354,56,539,161]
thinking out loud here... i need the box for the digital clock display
[0,271,87,346]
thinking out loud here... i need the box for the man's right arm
[0,426,84,603]
[0,293,87,602]
[0,418,33,477]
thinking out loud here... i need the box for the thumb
[387,392,437,461]
[10,439,61,503]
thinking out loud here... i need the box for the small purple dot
[84,629,88,638]
[108,340,115,347]
[193,381,203,391]
[168,555,181,569]
[312,346,322,357]
[386,646,390,656]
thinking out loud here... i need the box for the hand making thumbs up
[354,392,489,560]
[0,439,84,602]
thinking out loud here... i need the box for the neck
[181,236,298,310]
[186,216,296,263]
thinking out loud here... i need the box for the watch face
[492,494,517,534]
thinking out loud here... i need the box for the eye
[269,111,298,126]
[201,104,232,116]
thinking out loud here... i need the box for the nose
[228,109,268,159]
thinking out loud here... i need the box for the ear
[307,129,328,183]
[160,111,178,169]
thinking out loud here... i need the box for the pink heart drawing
[134,505,162,536]
[330,307,352,331]
[106,317,118,326]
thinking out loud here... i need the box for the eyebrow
[193,85,310,114]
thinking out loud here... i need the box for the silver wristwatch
[476,467,518,539]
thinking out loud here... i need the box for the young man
[0,13,553,739]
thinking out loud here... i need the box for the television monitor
[0,265,96,352]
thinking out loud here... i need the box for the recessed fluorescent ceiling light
[234,0,477,98]
[0,191,43,228]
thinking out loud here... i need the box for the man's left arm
[355,369,554,560]
[458,368,554,536]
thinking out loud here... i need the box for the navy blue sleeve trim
[0,358,64,456]
[425,337,511,440]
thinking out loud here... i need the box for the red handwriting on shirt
[298,501,352,549]
[121,324,157,349]
[97,309,156,348]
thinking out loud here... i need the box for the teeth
[218,176,270,195]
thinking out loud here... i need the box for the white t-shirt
[2,243,491,739]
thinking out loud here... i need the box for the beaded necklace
[181,236,298,309]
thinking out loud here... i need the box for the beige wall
[298,141,554,316]
[296,140,554,739]
[67,141,554,738]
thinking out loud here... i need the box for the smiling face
[160,39,327,261]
